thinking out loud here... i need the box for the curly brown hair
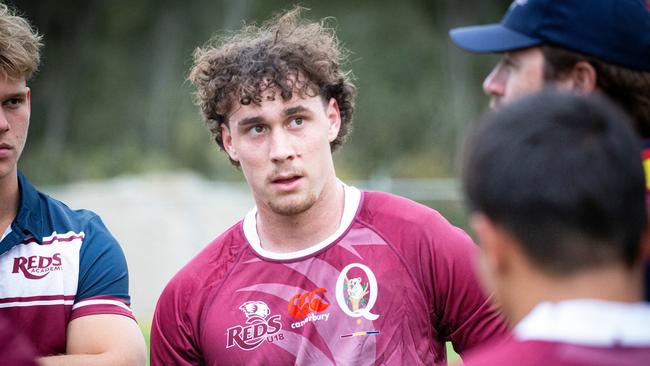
[0,3,42,80]
[541,45,650,138]
[189,7,356,165]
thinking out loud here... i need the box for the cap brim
[449,24,542,53]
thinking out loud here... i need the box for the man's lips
[0,143,12,157]
[271,175,302,184]
[269,172,304,191]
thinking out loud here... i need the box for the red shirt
[463,300,650,366]
[151,184,508,365]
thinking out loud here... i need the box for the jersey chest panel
[200,240,435,365]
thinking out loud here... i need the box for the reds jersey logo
[12,253,63,279]
[226,301,283,351]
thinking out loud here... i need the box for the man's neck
[506,264,644,327]
[0,170,20,235]
[256,177,345,253]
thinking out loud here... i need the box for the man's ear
[221,123,238,162]
[471,213,516,278]
[26,87,31,115]
[326,98,342,143]
[557,61,597,94]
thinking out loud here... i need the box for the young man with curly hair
[0,3,146,365]
[461,91,650,365]
[151,7,507,365]
[449,0,650,302]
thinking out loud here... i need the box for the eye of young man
[2,94,27,110]
[288,117,304,128]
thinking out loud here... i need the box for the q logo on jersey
[336,263,379,320]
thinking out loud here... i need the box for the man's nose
[269,129,297,163]
[0,110,10,132]
[483,63,506,99]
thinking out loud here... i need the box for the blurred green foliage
[10,0,510,185]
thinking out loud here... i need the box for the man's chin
[267,194,317,217]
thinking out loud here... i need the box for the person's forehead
[503,46,543,61]
[0,76,27,95]
[229,91,323,124]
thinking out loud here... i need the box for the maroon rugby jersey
[462,300,650,366]
[151,185,507,365]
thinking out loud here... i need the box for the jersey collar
[243,181,361,261]
[0,172,47,253]
[515,299,650,347]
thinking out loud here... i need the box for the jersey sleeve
[71,215,134,321]
[150,274,202,365]
[424,211,508,354]
[150,223,245,365]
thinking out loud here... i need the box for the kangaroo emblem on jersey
[226,300,283,351]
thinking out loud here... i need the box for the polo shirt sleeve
[70,215,135,321]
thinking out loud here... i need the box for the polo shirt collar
[11,171,46,244]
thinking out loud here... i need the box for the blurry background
[8,0,510,361]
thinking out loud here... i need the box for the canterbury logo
[288,288,329,319]
[12,254,63,279]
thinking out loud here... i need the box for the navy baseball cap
[449,0,650,71]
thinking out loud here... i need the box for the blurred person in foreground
[461,91,650,366]
[0,312,38,365]
[150,7,507,365]
[0,3,145,365]
[449,0,650,301]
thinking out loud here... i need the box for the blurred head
[449,0,650,136]
[0,3,41,182]
[462,91,647,303]
[189,6,356,166]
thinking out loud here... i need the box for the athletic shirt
[151,184,508,365]
[461,300,650,366]
[0,172,134,356]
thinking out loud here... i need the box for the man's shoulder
[359,190,469,246]
[16,174,115,249]
[360,190,446,226]
[22,177,104,234]
[162,221,247,298]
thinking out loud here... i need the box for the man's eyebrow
[1,92,27,100]
[235,105,311,126]
[237,116,263,127]
[502,52,518,63]
[285,106,309,115]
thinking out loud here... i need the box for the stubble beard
[267,191,318,216]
